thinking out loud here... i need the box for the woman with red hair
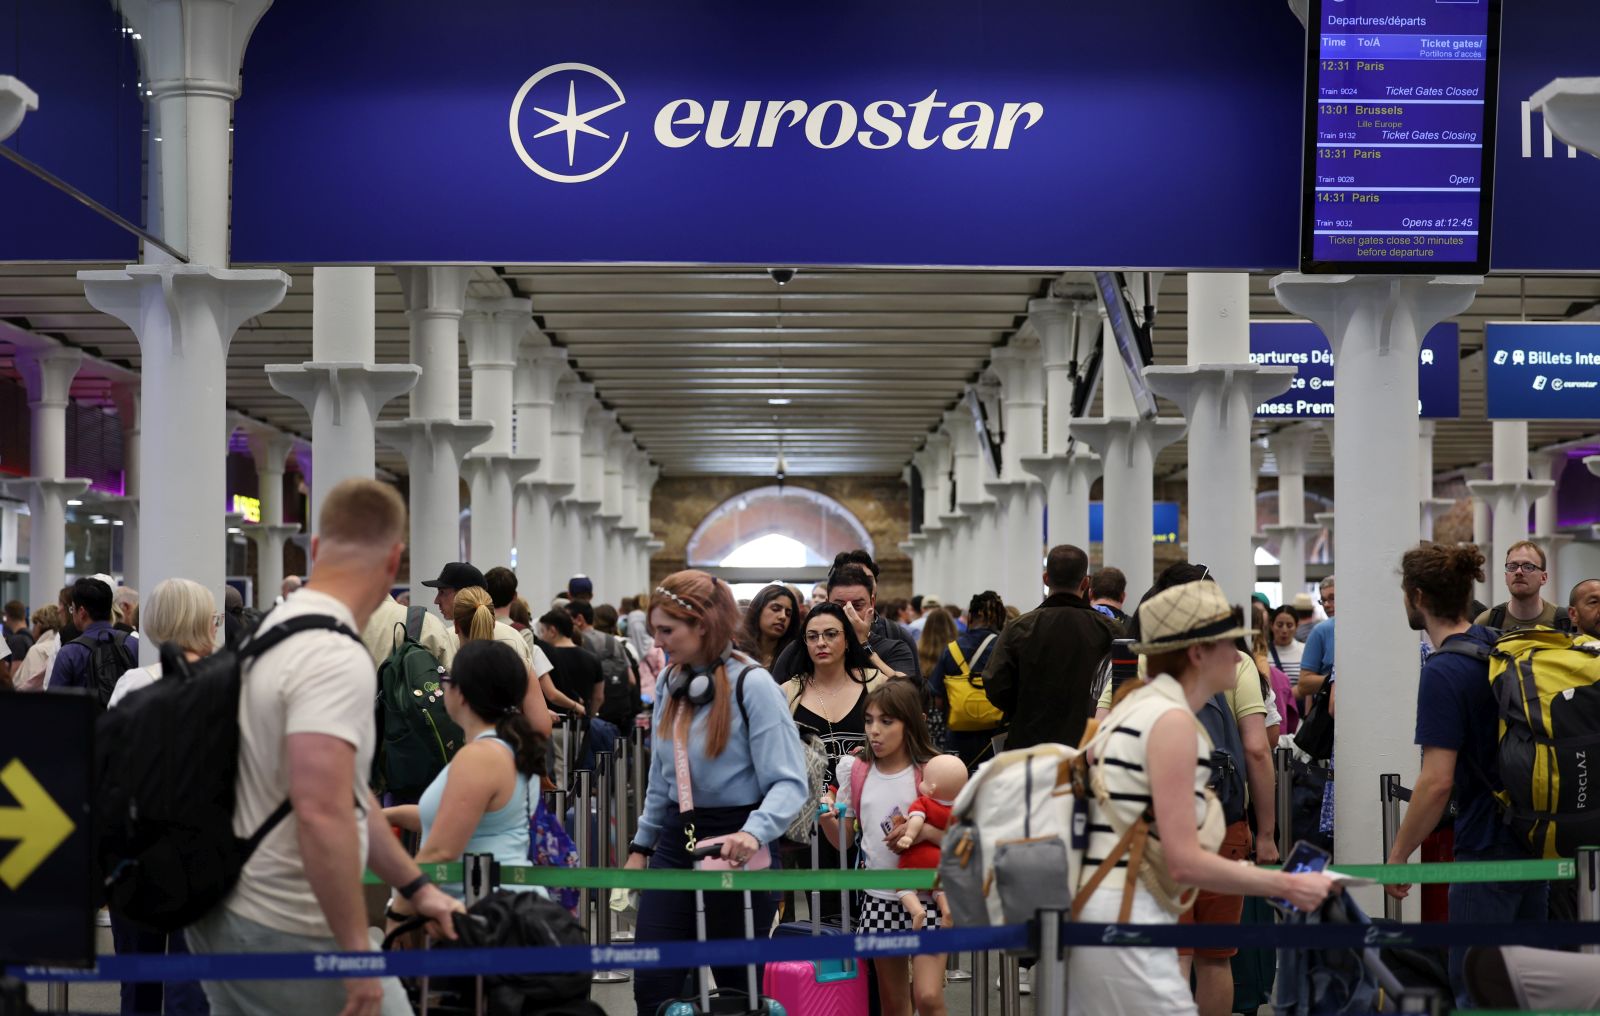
[623,570,807,1016]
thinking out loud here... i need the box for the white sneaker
[994,969,1032,996]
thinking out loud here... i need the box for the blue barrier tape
[5,925,1029,983]
[12,918,1600,984]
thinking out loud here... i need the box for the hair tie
[503,705,520,717]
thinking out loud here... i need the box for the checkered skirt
[857,893,929,933]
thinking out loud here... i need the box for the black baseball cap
[420,562,485,590]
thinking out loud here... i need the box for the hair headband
[655,585,701,614]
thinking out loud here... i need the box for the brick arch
[685,485,875,567]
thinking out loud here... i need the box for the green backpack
[371,606,463,798]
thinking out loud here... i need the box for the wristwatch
[628,842,655,858]
[397,872,432,900]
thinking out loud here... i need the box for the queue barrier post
[1033,910,1066,1016]
[592,752,630,984]
[1275,746,1294,862]
[971,949,991,1016]
[574,768,593,949]
[631,723,647,827]
[462,853,495,1016]
[1580,845,1600,957]
[998,953,1020,1016]
[45,983,67,1013]
[1380,773,1404,921]
[613,739,636,943]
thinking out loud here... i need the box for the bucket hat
[1130,580,1252,654]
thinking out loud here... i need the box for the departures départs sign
[1250,321,1460,419]
[1301,0,1503,274]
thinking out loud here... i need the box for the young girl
[821,680,947,1016]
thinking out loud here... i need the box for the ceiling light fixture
[767,398,792,406]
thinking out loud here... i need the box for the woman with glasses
[104,577,218,1015]
[382,640,549,908]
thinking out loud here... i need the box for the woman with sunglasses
[383,640,549,910]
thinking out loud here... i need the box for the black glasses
[805,628,844,643]
[1505,562,1543,575]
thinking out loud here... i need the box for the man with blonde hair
[1475,540,1572,634]
[186,479,462,1014]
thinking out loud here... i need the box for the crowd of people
[7,480,1600,1016]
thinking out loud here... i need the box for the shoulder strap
[1433,638,1491,663]
[404,605,426,643]
[947,639,967,674]
[735,661,751,731]
[241,614,363,660]
[849,752,869,819]
[1556,607,1574,634]
[1489,604,1507,630]
[969,633,1000,684]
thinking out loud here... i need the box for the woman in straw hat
[1070,580,1336,1014]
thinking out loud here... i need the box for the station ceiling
[1,265,1599,483]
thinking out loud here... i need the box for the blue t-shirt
[1302,617,1335,677]
[1413,625,1522,856]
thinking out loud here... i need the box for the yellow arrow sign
[0,758,76,890]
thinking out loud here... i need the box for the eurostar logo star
[509,63,629,184]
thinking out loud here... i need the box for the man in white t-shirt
[185,480,463,1015]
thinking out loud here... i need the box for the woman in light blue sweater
[624,569,807,1016]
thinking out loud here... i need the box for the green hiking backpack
[371,606,462,798]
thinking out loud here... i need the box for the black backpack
[372,605,462,798]
[1198,691,1250,825]
[95,615,360,933]
[72,628,137,709]
[596,634,641,728]
[386,890,600,1015]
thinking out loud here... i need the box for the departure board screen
[1300,0,1503,274]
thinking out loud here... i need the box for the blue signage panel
[230,0,1308,267]
[1484,322,1600,420]
[1250,321,1459,419]
[1090,502,1180,546]
[0,0,146,262]
[203,0,1600,270]
[1301,0,1501,272]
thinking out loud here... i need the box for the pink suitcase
[761,803,869,1015]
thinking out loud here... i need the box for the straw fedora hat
[1130,580,1253,654]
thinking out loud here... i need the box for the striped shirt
[1084,674,1213,895]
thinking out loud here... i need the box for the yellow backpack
[945,634,1003,732]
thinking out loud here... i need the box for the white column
[1531,451,1573,600]
[1418,420,1455,542]
[918,433,952,601]
[1272,272,1479,912]
[617,446,644,598]
[1250,441,1269,557]
[549,377,592,592]
[11,347,90,601]
[1146,273,1296,606]
[462,298,538,571]
[948,406,999,597]
[1070,315,1186,600]
[512,338,569,593]
[636,462,661,592]
[600,426,633,603]
[239,424,300,612]
[1264,425,1321,604]
[268,267,419,538]
[377,268,491,597]
[1022,299,1103,556]
[581,406,618,595]
[104,383,141,588]
[986,338,1047,609]
[1466,422,1551,597]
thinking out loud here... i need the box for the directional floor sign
[0,693,94,966]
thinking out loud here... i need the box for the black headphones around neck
[667,661,718,706]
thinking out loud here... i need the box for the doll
[893,753,968,930]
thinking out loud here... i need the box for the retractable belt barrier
[11,919,1600,984]
[358,857,1569,889]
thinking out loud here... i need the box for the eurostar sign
[509,63,1045,184]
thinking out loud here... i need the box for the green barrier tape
[1324,859,1574,885]
[364,866,940,891]
[365,858,1570,889]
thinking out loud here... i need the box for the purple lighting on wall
[1556,451,1600,529]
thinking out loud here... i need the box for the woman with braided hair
[928,590,1008,770]
[624,569,808,1016]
